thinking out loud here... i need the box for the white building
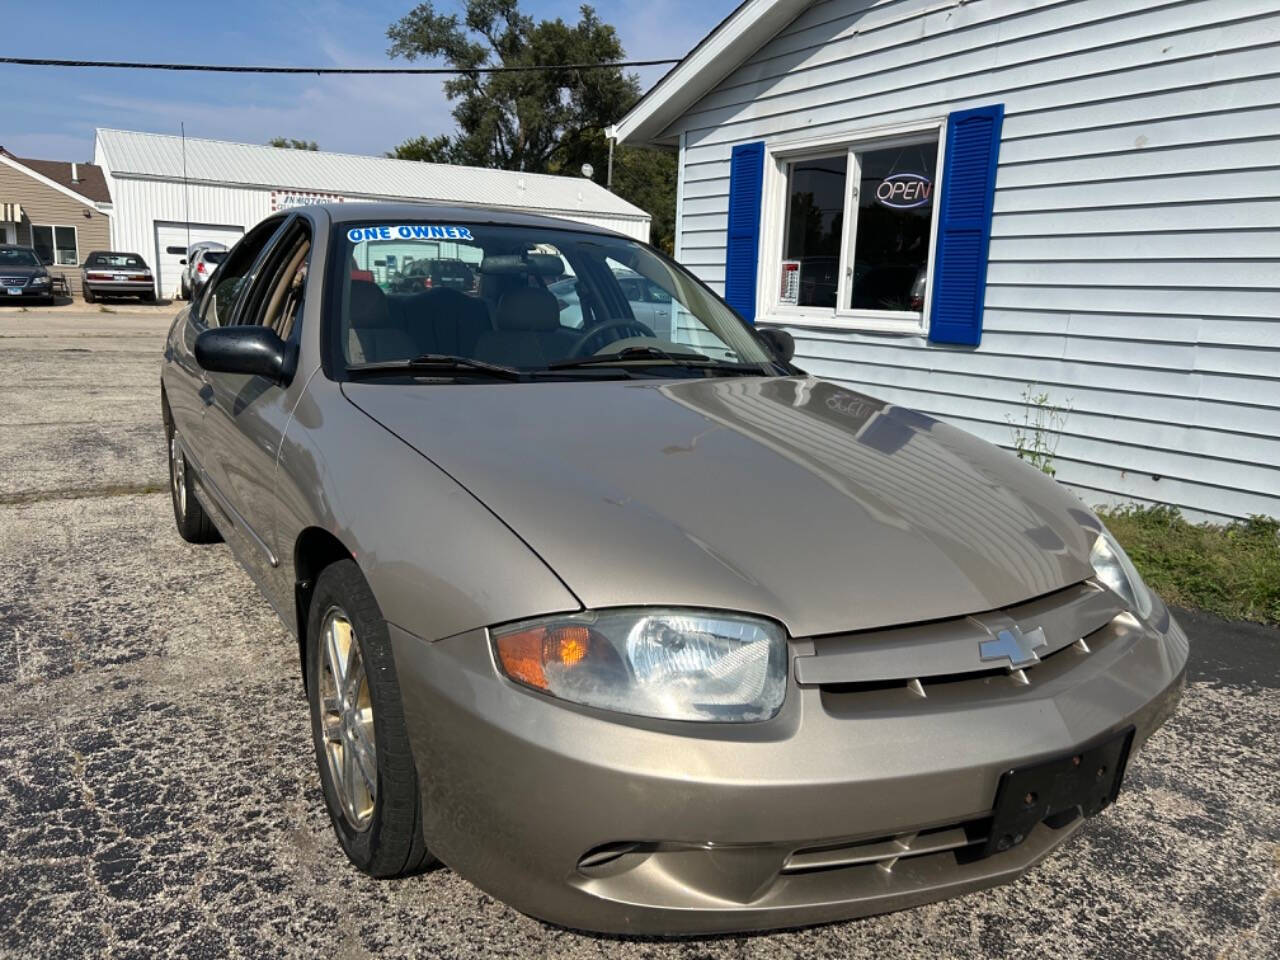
[612,0,1279,522]
[93,128,650,300]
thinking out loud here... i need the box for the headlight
[491,608,787,722]
[1090,529,1153,618]
[31,275,49,285]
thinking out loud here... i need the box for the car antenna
[181,121,191,291]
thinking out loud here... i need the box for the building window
[782,155,846,309]
[32,225,79,266]
[766,123,944,333]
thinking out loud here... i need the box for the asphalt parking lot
[1,307,1277,960]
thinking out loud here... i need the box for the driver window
[250,229,310,341]
[196,218,287,328]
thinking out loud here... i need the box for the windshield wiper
[347,354,525,381]
[547,345,770,375]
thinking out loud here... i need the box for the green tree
[268,138,319,150]
[386,134,455,163]
[386,0,676,251]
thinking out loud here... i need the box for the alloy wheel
[170,435,187,518]
[319,607,378,829]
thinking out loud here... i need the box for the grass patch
[1098,505,1280,625]
[98,305,115,314]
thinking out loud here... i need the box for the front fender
[274,373,582,642]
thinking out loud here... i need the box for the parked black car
[389,257,475,293]
[0,244,55,304]
[81,251,156,303]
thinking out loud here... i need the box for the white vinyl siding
[665,0,1280,522]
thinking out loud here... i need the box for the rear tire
[164,410,221,544]
[143,291,156,303]
[82,286,95,304]
[306,559,433,878]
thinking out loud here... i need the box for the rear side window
[202,251,228,265]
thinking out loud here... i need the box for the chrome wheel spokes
[170,435,187,517]
[320,607,377,829]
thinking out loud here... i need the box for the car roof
[322,201,625,238]
[0,244,36,251]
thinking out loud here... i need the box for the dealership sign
[271,190,346,211]
[876,173,932,209]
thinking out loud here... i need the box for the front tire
[165,413,220,543]
[307,560,432,878]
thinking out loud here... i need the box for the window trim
[31,223,79,267]
[756,117,947,335]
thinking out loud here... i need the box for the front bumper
[2,283,51,300]
[391,603,1188,935]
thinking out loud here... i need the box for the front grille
[570,810,1085,913]
[795,580,1125,699]
[0,276,27,287]
[784,817,992,874]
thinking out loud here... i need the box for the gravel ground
[1,310,1277,959]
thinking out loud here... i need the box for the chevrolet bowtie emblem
[980,624,1048,669]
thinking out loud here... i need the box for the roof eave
[0,153,110,211]
[610,0,813,148]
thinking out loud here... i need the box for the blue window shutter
[929,104,1004,346]
[725,141,765,324]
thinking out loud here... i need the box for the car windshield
[0,248,39,267]
[89,253,144,268]
[336,221,776,378]
[202,251,227,265]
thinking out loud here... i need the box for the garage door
[154,222,244,298]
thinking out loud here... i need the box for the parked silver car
[179,242,228,300]
[161,203,1187,935]
[81,250,155,303]
[552,266,673,332]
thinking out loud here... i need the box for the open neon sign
[875,173,932,209]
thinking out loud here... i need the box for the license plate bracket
[984,726,1134,857]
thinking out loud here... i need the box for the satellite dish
[581,163,595,179]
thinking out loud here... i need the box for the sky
[2,0,737,162]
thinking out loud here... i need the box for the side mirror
[179,258,187,265]
[757,326,795,364]
[195,326,291,380]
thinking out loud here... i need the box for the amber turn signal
[494,624,593,691]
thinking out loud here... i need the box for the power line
[0,56,680,75]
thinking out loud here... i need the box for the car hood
[344,376,1097,638]
[0,265,41,278]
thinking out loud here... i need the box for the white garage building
[93,128,651,300]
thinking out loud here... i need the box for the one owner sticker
[347,224,475,242]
